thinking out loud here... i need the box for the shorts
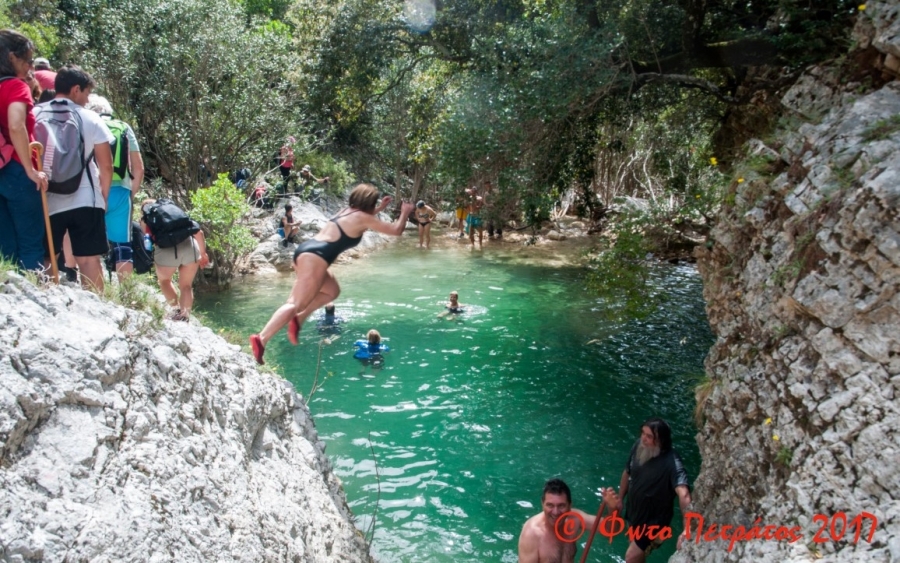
[455,207,467,221]
[109,241,134,264]
[105,185,133,243]
[50,207,109,257]
[467,215,483,229]
[154,236,200,268]
[634,533,665,553]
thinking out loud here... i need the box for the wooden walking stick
[30,141,58,284]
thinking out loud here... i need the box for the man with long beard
[604,418,693,563]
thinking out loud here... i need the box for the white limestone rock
[0,276,372,562]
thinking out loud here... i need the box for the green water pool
[196,235,713,562]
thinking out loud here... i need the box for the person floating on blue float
[354,329,390,362]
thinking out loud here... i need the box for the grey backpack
[33,100,92,195]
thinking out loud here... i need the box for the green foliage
[0,254,16,284]
[861,114,900,142]
[693,374,718,426]
[775,446,793,467]
[242,0,292,21]
[102,277,166,328]
[58,0,303,197]
[771,259,803,288]
[190,174,257,287]
[1,0,61,60]
[293,152,355,198]
[586,215,666,324]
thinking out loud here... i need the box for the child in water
[354,329,390,359]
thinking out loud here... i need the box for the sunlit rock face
[0,276,372,562]
[675,4,900,562]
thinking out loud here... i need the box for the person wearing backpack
[86,94,144,282]
[33,65,113,292]
[140,198,209,321]
[0,30,49,272]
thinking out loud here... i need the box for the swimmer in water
[354,329,390,373]
[438,291,464,318]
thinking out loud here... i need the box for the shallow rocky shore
[0,273,372,562]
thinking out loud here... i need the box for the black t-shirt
[624,441,690,527]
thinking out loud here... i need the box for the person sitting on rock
[280,204,302,247]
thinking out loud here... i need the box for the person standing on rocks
[414,200,436,248]
[279,137,294,185]
[454,188,468,237]
[86,94,144,281]
[32,57,56,91]
[0,29,49,272]
[484,180,503,239]
[36,65,114,292]
[603,417,693,563]
[466,187,485,248]
[249,184,414,365]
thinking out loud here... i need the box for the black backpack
[105,221,155,280]
[142,198,200,248]
[130,221,154,274]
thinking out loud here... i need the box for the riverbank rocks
[675,5,900,562]
[0,273,373,562]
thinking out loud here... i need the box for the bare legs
[258,254,340,345]
[417,224,432,248]
[73,255,104,292]
[469,226,483,248]
[625,542,647,563]
[156,262,200,317]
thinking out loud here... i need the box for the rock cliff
[677,3,900,562]
[0,272,372,562]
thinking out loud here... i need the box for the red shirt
[281,145,294,168]
[34,69,56,91]
[0,77,36,165]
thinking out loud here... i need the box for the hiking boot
[250,334,265,365]
[288,317,300,345]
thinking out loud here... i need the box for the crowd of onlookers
[0,29,207,320]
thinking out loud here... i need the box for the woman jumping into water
[249,184,414,364]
